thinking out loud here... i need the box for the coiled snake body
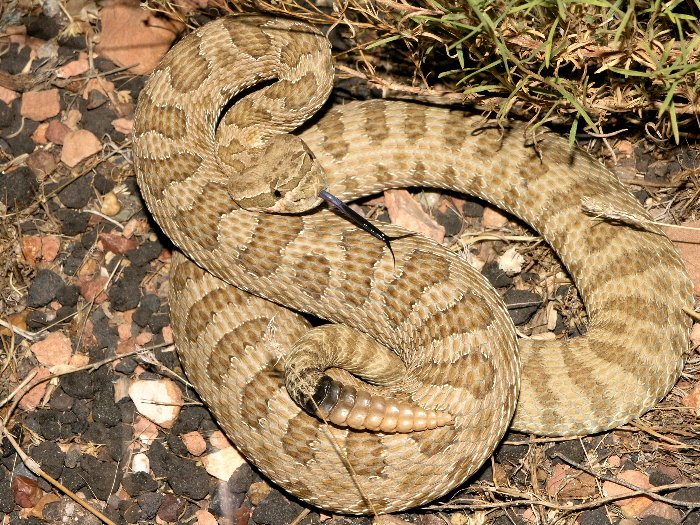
[133,15,694,514]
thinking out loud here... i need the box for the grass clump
[220,0,700,142]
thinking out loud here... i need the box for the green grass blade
[364,34,403,50]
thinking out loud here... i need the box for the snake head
[231,134,327,214]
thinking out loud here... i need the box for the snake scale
[132,15,694,514]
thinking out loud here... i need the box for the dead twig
[0,70,37,92]
[551,453,700,508]
[0,423,117,525]
[431,478,700,513]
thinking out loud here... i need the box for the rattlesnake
[133,15,694,514]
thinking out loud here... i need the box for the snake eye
[273,189,283,198]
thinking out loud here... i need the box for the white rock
[131,453,150,473]
[113,376,131,403]
[201,447,246,481]
[128,379,183,428]
[497,247,524,275]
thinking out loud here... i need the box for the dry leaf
[97,3,182,75]
[602,470,653,517]
[385,189,445,243]
[665,220,700,296]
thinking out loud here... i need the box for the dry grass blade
[196,0,700,140]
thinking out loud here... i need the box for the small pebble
[64,444,81,469]
[56,284,80,306]
[61,129,102,167]
[60,467,86,494]
[126,240,163,266]
[149,312,170,333]
[115,357,139,374]
[166,433,189,457]
[6,121,38,155]
[0,101,13,128]
[133,304,155,327]
[252,489,305,525]
[578,510,611,525]
[93,169,117,193]
[27,409,61,441]
[108,265,146,311]
[54,209,90,235]
[249,481,272,506]
[482,206,509,228]
[166,456,210,500]
[79,454,122,501]
[61,370,96,399]
[27,269,64,307]
[128,379,183,428]
[137,492,163,520]
[131,453,150,473]
[80,103,118,139]
[228,464,254,494]
[57,175,93,209]
[21,89,61,121]
[171,405,209,435]
[157,494,186,522]
[26,310,52,330]
[101,191,122,216]
[462,199,485,218]
[202,447,246,481]
[146,441,174,478]
[545,439,586,464]
[481,261,513,288]
[432,205,463,238]
[181,431,207,457]
[494,436,528,465]
[30,331,72,367]
[209,481,246,517]
[50,390,74,412]
[122,471,159,496]
[92,389,122,427]
[504,289,541,325]
[639,517,676,525]
[30,441,64,479]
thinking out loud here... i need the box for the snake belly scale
[133,15,694,514]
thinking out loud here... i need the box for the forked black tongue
[319,190,413,265]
